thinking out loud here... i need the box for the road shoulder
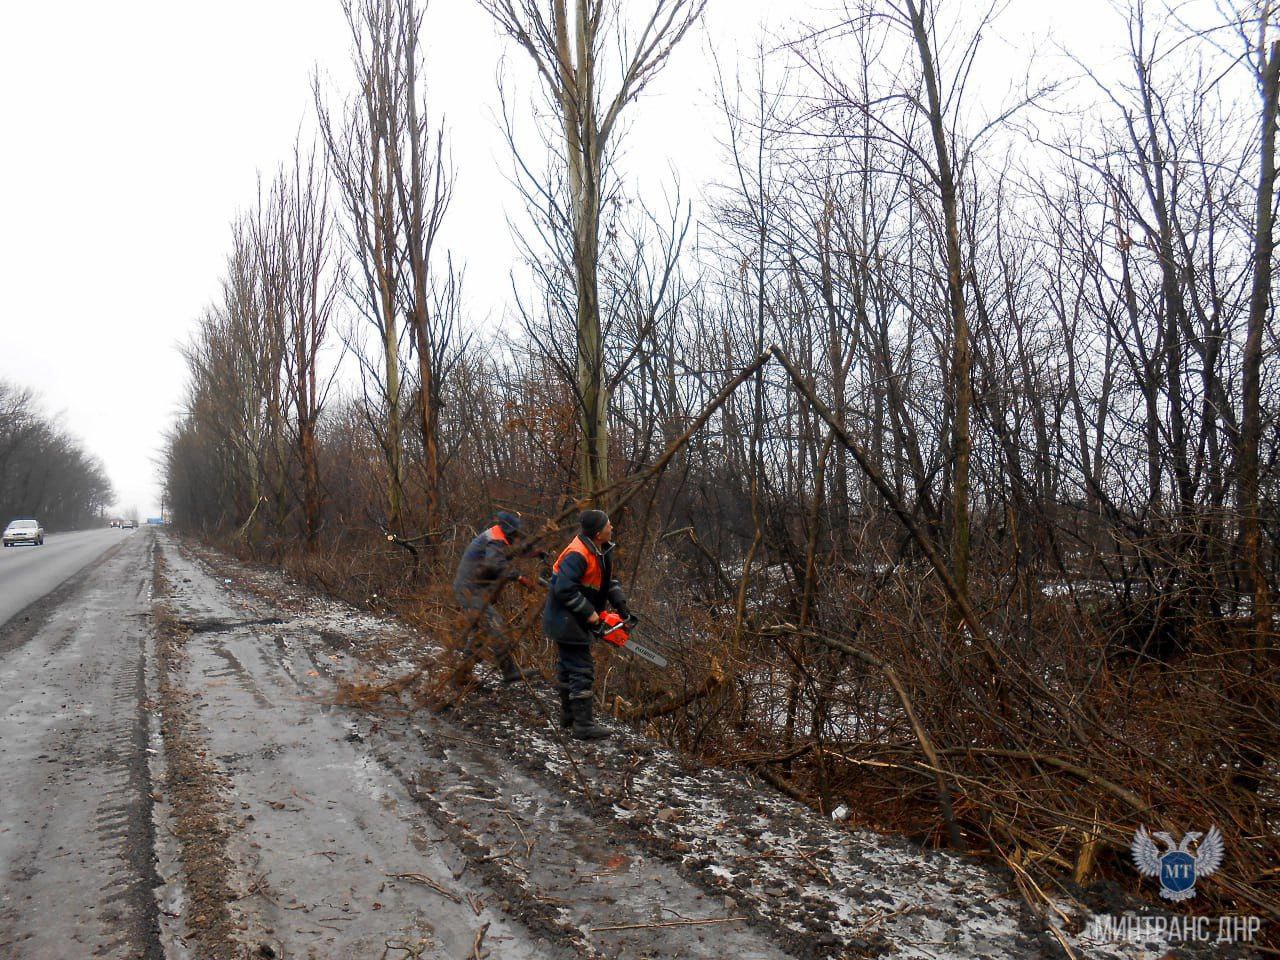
[154,531,1224,960]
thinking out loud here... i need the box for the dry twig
[591,917,748,933]
[387,872,462,904]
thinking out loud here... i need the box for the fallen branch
[617,657,724,721]
[753,764,811,805]
[504,810,534,858]
[590,917,748,933]
[382,936,431,959]
[761,622,964,848]
[937,747,1148,814]
[387,873,462,904]
[469,921,490,959]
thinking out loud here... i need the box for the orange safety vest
[552,535,603,590]
[487,524,509,545]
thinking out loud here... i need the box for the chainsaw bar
[619,636,668,669]
[599,621,669,670]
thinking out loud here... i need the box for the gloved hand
[607,579,630,620]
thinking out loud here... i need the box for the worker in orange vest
[543,509,631,739]
[453,511,539,683]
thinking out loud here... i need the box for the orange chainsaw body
[598,610,630,646]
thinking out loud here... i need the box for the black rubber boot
[568,694,610,741]
[497,655,539,684]
[558,689,573,728]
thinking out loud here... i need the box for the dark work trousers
[556,641,595,698]
[454,587,511,660]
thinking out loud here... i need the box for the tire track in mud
[160,534,802,960]
[366,716,796,960]
[0,533,162,960]
[154,539,570,960]
[152,549,242,960]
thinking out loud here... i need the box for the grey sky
[0,0,1116,518]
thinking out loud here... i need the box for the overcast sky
[0,0,1122,518]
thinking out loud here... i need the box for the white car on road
[3,519,45,546]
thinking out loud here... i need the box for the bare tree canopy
[480,0,707,498]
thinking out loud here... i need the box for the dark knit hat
[579,509,610,539]
[495,511,524,540]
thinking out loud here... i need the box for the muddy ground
[0,534,161,959]
[143,529,1237,960]
[1,527,1245,958]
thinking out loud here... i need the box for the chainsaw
[533,576,669,669]
[596,611,668,669]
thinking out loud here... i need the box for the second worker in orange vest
[453,511,540,684]
[543,509,632,740]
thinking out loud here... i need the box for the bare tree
[318,0,411,532]
[255,144,339,545]
[786,0,1047,596]
[479,0,706,498]
[900,0,973,596]
[391,0,457,547]
[1241,5,1280,662]
[319,0,458,545]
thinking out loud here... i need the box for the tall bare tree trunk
[905,0,971,597]
[398,0,451,547]
[481,0,705,501]
[375,150,405,529]
[365,28,407,531]
[554,0,608,497]
[1244,36,1279,667]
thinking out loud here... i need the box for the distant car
[109,518,122,528]
[3,519,44,547]
[121,520,137,530]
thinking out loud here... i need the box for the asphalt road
[0,528,132,628]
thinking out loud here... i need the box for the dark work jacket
[453,525,517,596]
[543,535,615,646]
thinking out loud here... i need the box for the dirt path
[154,535,794,959]
[151,531,1224,960]
[154,543,563,958]
[0,533,161,959]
